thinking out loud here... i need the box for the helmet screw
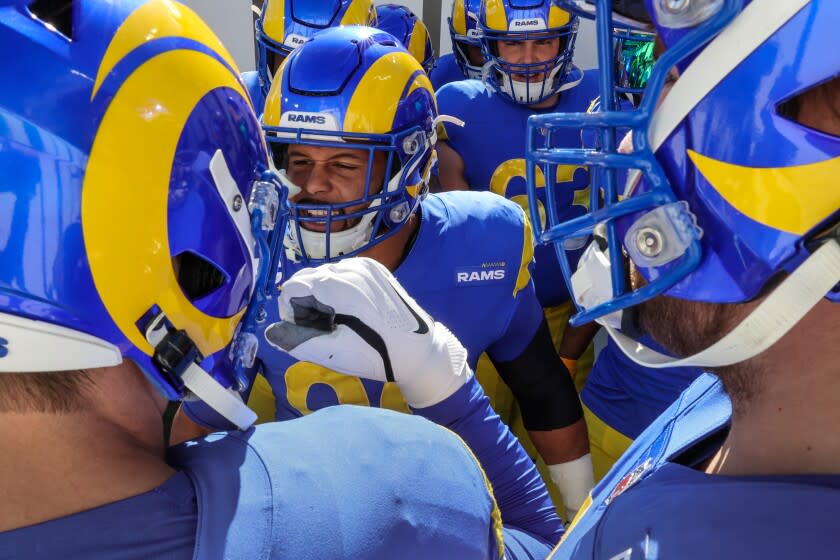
[403,132,423,155]
[635,226,664,258]
[232,194,243,212]
[390,202,409,223]
[662,0,690,13]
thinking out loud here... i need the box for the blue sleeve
[486,204,544,363]
[414,375,565,546]
[435,84,468,160]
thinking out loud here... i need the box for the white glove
[548,453,595,524]
[264,257,471,408]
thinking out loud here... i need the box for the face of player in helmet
[495,34,561,82]
[286,145,388,233]
[464,44,484,65]
[636,76,840,361]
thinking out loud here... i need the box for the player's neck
[704,299,840,477]
[359,212,420,272]
[0,364,175,531]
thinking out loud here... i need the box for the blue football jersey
[552,373,840,559]
[1,406,557,559]
[241,70,265,117]
[430,53,466,91]
[436,73,599,307]
[582,337,703,439]
[259,191,545,419]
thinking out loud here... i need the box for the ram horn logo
[688,149,840,236]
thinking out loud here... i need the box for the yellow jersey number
[489,159,590,230]
[285,362,411,415]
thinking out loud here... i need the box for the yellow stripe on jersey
[514,207,535,297]
[445,426,506,558]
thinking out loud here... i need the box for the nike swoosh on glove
[264,257,471,408]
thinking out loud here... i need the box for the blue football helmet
[448,0,483,79]
[528,0,840,368]
[478,0,581,105]
[0,0,287,428]
[564,0,655,99]
[375,4,435,74]
[255,0,377,99]
[262,26,441,264]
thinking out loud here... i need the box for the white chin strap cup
[181,363,257,431]
[145,314,257,431]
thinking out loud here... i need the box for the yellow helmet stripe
[548,5,571,27]
[452,0,468,35]
[262,56,287,126]
[262,0,286,46]
[83,50,248,356]
[483,0,508,31]
[345,51,432,134]
[407,21,430,68]
[341,0,375,25]
[688,149,840,236]
[92,0,240,101]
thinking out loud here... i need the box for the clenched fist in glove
[265,257,471,409]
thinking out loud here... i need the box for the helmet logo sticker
[281,111,340,131]
[510,18,546,30]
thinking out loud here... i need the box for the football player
[374,3,435,74]
[242,0,377,114]
[527,0,840,557]
[574,17,705,481]
[0,1,568,557]
[429,0,485,90]
[231,25,593,524]
[435,0,600,373]
[434,0,601,510]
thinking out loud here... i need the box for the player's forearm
[414,375,564,544]
[557,321,600,362]
[527,419,590,465]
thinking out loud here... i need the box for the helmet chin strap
[605,238,840,369]
[144,312,257,430]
